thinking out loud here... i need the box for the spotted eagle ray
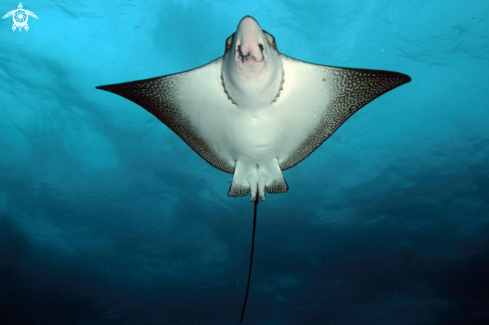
[97,15,411,322]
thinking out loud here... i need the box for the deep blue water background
[1,0,488,324]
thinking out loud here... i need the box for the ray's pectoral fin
[228,158,289,201]
[279,57,412,171]
[96,60,236,175]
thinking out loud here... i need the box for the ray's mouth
[237,45,265,64]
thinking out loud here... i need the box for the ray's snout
[236,16,265,63]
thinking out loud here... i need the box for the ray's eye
[258,44,264,50]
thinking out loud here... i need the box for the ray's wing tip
[400,73,412,84]
[386,71,411,88]
[95,84,121,95]
[95,84,109,91]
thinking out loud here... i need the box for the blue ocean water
[1,0,488,324]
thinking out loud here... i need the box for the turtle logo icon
[3,3,37,32]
